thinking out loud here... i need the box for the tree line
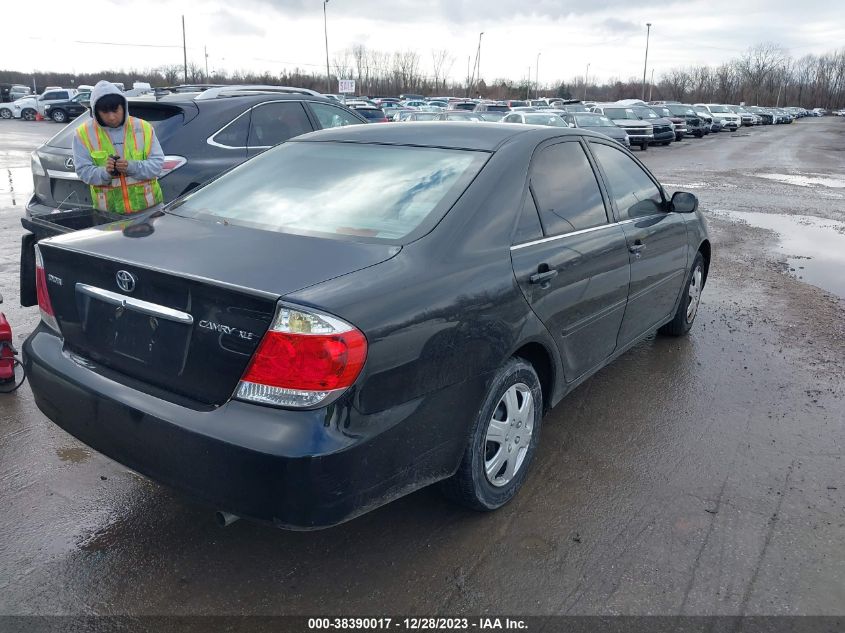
[2,42,842,108]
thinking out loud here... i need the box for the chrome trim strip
[47,169,80,181]
[75,283,194,325]
[510,215,664,251]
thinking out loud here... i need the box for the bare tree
[431,49,454,94]
[661,67,691,100]
[737,43,787,105]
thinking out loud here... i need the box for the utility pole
[584,63,590,101]
[204,46,209,83]
[182,15,188,84]
[323,0,331,94]
[535,52,541,100]
[649,68,654,101]
[526,66,530,100]
[467,56,471,97]
[641,22,651,101]
[473,32,484,97]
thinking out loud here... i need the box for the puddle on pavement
[711,210,845,300]
[756,173,845,189]
[0,167,32,208]
[56,447,92,464]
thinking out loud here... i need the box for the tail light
[236,304,367,408]
[35,245,60,333]
[160,155,187,178]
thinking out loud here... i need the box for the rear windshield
[168,141,489,243]
[709,105,730,113]
[523,114,567,127]
[355,108,386,120]
[45,104,185,149]
[485,105,511,112]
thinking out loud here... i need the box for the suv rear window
[46,104,185,149]
[168,141,488,243]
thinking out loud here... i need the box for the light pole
[323,0,331,94]
[535,52,541,100]
[641,22,651,101]
[584,63,590,101]
[649,68,654,101]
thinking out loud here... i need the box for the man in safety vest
[72,80,164,214]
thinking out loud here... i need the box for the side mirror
[568,123,576,128]
[671,191,698,213]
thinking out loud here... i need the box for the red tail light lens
[35,245,60,333]
[237,305,367,408]
[160,155,187,177]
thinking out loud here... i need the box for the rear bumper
[23,327,475,529]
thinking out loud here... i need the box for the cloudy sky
[6,0,843,87]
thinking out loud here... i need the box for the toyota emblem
[64,157,74,169]
[116,270,136,293]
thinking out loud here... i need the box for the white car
[0,96,39,120]
[694,103,741,130]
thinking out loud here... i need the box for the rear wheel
[0,108,11,119]
[51,109,67,123]
[441,358,543,511]
[659,251,705,337]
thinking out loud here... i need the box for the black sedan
[25,123,711,530]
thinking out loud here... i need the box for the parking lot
[1,116,844,618]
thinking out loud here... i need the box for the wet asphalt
[0,117,843,617]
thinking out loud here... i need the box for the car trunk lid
[38,214,399,405]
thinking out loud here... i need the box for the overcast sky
[6,0,844,88]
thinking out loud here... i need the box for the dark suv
[21,89,367,306]
[43,93,90,123]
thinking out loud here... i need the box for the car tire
[0,108,11,120]
[51,109,67,123]
[659,251,706,337]
[440,357,543,511]
[641,143,648,151]
[661,141,670,146]
[21,108,36,121]
[696,130,704,138]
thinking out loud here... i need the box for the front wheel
[51,109,67,123]
[640,142,648,151]
[441,358,543,511]
[660,251,705,337]
[21,109,36,121]
[0,108,11,120]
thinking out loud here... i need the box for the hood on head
[90,80,128,126]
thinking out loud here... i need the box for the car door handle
[529,270,558,284]
[629,240,646,254]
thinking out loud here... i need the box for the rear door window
[530,141,609,236]
[589,142,664,220]
[248,102,312,148]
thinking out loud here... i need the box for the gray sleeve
[126,128,165,180]
[72,132,111,186]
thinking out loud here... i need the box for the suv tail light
[160,155,187,177]
[236,305,367,408]
[35,245,60,333]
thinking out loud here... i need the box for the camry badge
[64,157,74,169]
[116,270,136,293]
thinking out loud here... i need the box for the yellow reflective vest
[76,116,163,214]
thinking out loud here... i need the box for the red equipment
[0,291,25,392]
[0,310,16,384]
